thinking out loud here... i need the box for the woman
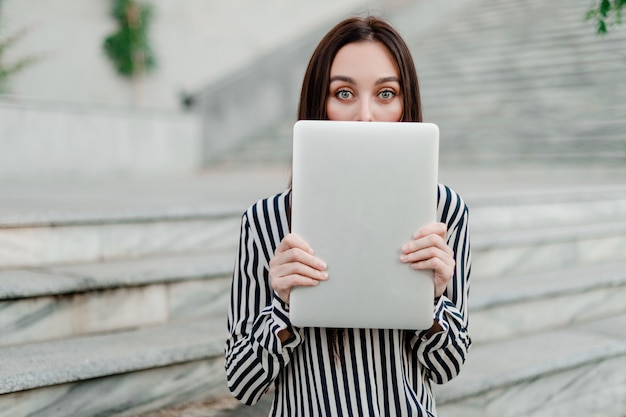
[225,16,471,417]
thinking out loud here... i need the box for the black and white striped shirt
[226,184,471,417]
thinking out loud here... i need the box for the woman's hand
[269,233,328,305]
[400,222,455,298]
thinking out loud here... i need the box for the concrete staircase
[0,170,288,416]
[434,185,626,417]
[219,0,626,169]
[0,195,237,416]
[1,0,626,416]
[413,0,626,165]
[2,171,625,417]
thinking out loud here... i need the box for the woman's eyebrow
[376,76,400,85]
[329,75,356,84]
[329,75,400,85]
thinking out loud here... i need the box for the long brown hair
[293,16,424,360]
[288,16,423,190]
[297,15,423,122]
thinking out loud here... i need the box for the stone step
[222,116,626,166]
[0,168,288,269]
[419,46,625,85]
[138,313,626,417]
[426,23,622,57]
[425,97,624,129]
[435,313,626,417]
[424,91,625,118]
[419,20,623,63]
[472,220,626,280]
[4,236,624,351]
[423,82,625,112]
[437,126,626,146]
[419,19,624,59]
[395,0,626,167]
[0,249,234,347]
[0,317,228,417]
[0,214,241,269]
[470,260,626,343]
[465,185,626,232]
[2,194,622,276]
[422,0,606,42]
[4,169,624,270]
[231,117,626,165]
[222,140,626,169]
[427,84,625,112]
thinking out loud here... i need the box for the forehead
[330,40,399,77]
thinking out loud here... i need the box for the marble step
[418,32,624,73]
[420,59,624,95]
[424,94,625,120]
[422,0,614,45]
[470,260,626,344]
[3,179,623,270]
[424,82,626,108]
[418,23,625,71]
[465,185,626,232]
[472,220,626,280]
[0,211,242,269]
[139,313,626,417]
[0,249,235,347]
[0,317,229,417]
[4,243,624,351]
[435,313,626,417]
[222,113,626,166]
[424,22,623,58]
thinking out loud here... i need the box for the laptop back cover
[290,120,439,330]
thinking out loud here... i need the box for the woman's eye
[378,90,396,100]
[336,90,353,100]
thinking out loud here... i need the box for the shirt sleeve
[224,212,302,405]
[410,185,472,384]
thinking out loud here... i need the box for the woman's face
[326,40,403,122]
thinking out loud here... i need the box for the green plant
[0,0,37,93]
[586,0,625,34]
[103,0,156,78]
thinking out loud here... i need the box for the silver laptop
[290,120,439,330]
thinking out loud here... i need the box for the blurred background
[0,0,625,416]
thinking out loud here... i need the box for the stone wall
[0,102,202,179]
[1,0,377,111]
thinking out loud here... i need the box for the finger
[410,257,454,279]
[401,233,451,255]
[273,247,327,271]
[400,246,452,265]
[272,272,323,305]
[413,222,447,240]
[273,274,325,292]
[275,233,314,255]
[272,262,329,282]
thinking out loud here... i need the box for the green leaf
[103,0,156,78]
[600,0,611,17]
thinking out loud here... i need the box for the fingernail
[400,255,408,262]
